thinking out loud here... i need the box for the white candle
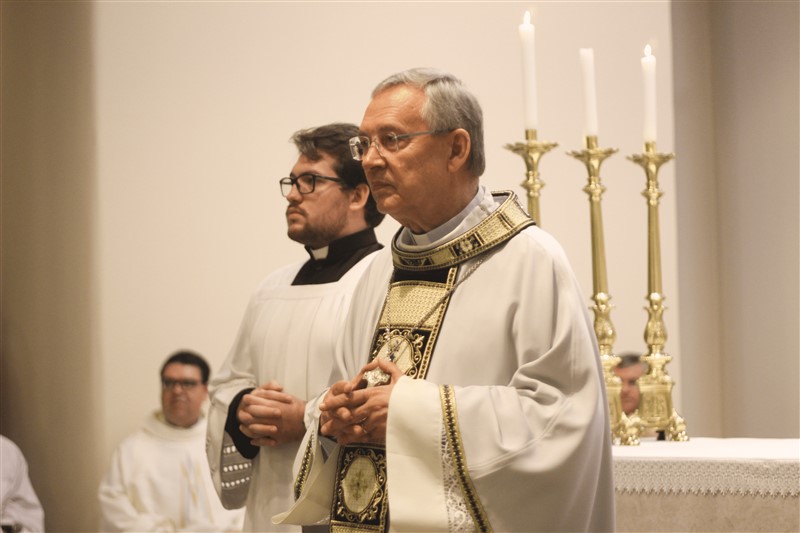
[641,44,657,143]
[579,48,598,137]
[518,11,538,130]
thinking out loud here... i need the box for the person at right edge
[274,68,614,532]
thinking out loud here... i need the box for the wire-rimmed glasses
[349,129,451,161]
[279,173,346,197]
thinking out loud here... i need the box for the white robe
[1,435,45,533]
[278,189,615,532]
[206,254,378,531]
[98,412,244,532]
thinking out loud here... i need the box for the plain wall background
[2,1,797,531]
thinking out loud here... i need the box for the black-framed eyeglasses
[161,378,201,391]
[279,173,346,197]
[349,129,452,161]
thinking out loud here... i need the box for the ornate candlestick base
[504,129,558,226]
[627,141,688,442]
[599,347,644,445]
[568,135,641,445]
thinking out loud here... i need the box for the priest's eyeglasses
[161,378,200,391]
[279,173,346,197]
[349,130,451,161]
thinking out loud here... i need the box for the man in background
[98,350,244,532]
[206,123,384,531]
[614,352,648,416]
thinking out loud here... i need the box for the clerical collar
[308,246,329,260]
[391,190,534,271]
[303,227,378,264]
[398,185,494,249]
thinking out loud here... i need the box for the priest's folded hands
[237,380,308,447]
[318,357,404,445]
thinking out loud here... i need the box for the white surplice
[1,435,45,533]
[277,188,615,532]
[98,412,244,532]
[206,254,378,531]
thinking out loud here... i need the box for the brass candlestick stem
[568,136,642,446]
[504,129,558,225]
[627,141,688,442]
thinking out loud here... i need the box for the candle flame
[523,10,531,25]
[644,44,653,57]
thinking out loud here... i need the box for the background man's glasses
[161,378,200,391]
[279,173,346,197]
[349,129,451,161]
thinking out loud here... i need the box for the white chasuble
[206,254,377,531]
[276,189,615,532]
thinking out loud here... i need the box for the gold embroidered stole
[327,192,532,533]
[330,264,456,533]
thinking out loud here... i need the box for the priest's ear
[348,182,370,211]
[447,128,472,173]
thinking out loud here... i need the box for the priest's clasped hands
[237,380,307,447]
[319,358,404,445]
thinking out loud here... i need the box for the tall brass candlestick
[504,129,558,225]
[568,136,642,445]
[627,141,688,442]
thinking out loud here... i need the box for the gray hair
[372,68,485,177]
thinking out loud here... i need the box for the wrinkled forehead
[360,85,427,134]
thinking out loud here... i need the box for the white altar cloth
[612,437,799,532]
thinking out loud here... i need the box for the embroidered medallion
[374,329,423,375]
[331,445,388,533]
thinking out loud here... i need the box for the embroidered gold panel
[332,265,455,533]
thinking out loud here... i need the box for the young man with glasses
[206,123,384,531]
[98,350,244,532]
[277,69,614,533]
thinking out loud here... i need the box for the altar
[613,438,800,532]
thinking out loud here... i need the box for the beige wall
[671,0,725,437]
[710,1,799,438]
[671,0,799,438]
[1,2,101,531]
[2,1,796,531]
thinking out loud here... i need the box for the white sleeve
[206,292,261,508]
[385,234,614,532]
[0,437,45,533]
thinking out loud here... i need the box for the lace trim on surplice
[439,384,492,533]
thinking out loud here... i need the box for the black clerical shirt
[291,227,383,285]
[224,227,383,459]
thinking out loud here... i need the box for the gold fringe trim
[293,432,315,500]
